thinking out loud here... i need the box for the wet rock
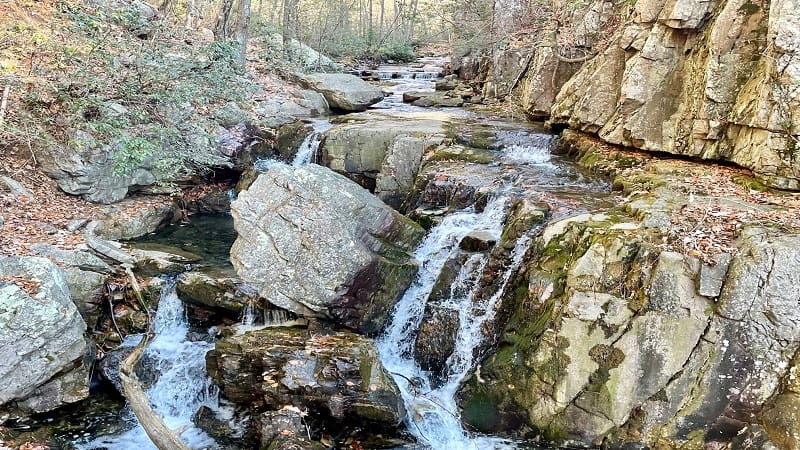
[206,327,406,427]
[434,78,458,91]
[402,91,464,107]
[459,231,497,252]
[0,257,89,417]
[407,161,500,212]
[176,271,259,314]
[375,135,437,209]
[414,305,459,382]
[321,117,445,195]
[298,73,384,112]
[277,120,312,161]
[129,248,195,276]
[231,164,424,334]
[193,405,246,447]
[260,408,326,450]
[98,343,158,394]
[459,203,800,448]
[183,186,233,215]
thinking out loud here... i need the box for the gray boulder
[0,257,89,417]
[298,73,384,112]
[38,130,157,204]
[206,327,406,426]
[230,164,424,334]
[321,116,445,207]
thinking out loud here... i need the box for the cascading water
[291,120,332,167]
[376,194,533,449]
[80,279,219,450]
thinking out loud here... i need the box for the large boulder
[298,73,384,112]
[230,164,424,334]
[458,204,800,448]
[0,257,89,418]
[206,327,406,426]
[320,115,446,207]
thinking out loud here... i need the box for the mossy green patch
[428,146,496,164]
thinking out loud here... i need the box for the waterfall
[414,72,441,80]
[235,301,302,335]
[291,120,332,167]
[80,279,219,450]
[377,195,532,449]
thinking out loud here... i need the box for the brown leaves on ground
[0,148,173,258]
[618,158,800,262]
[0,150,102,256]
[0,275,41,296]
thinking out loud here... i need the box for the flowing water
[377,194,529,449]
[291,119,333,167]
[79,279,220,450]
[21,58,614,450]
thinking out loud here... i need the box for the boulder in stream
[231,163,425,334]
[298,73,384,112]
[206,327,406,427]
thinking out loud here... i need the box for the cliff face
[511,0,800,189]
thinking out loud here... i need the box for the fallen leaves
[0,275,40,295]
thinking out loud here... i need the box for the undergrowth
[1,0,260,181]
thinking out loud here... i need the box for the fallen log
[118,271,191,450]
[119,334,191,450]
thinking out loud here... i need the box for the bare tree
[239,0,252,68]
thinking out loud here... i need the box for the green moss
[460,391,504,432]
[732,175,771,192]
[738,1,760,15]
[428,146,496,164]
[589,344,625,369]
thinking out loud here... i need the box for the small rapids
[79,279,219,450]
[292,120,332,167]
[376,194,533,450]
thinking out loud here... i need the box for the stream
[20,58,612,450]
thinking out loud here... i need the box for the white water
[376,195,533,450]
[235,302,299,334]
[502,143,556,167]
[80,279,219,450]
[291,120,332,167]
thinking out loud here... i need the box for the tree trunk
[282,0,297,57]
[215,0,235,40]
[238,0,251,69]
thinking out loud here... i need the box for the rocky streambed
[2,59,800,450]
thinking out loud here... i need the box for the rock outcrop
[0,257,90,419]
[298,73,385,111]
[230,164,425,334]
[206,327,406,427]
[541,0,800,189]
[457,141,800,448]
